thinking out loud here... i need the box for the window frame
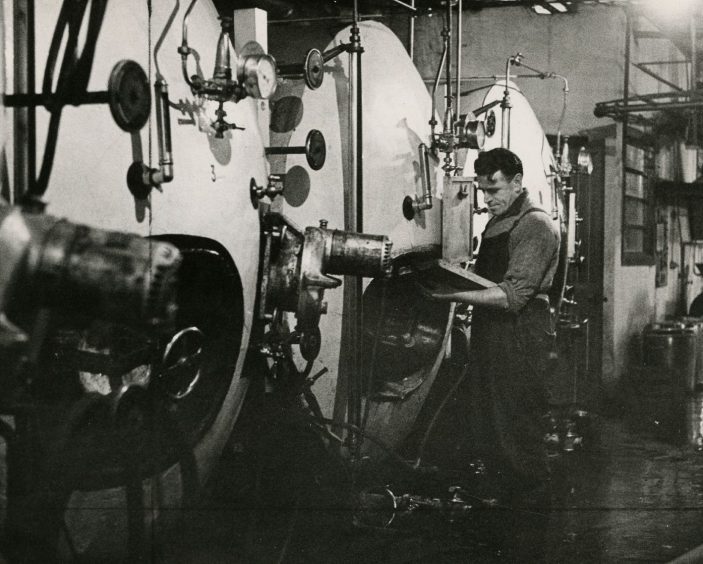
[621,133,655,266]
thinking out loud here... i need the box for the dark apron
[467,208,553,487]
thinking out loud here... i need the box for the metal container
[642,324,698,393]
[673,317,703,389]
[685,393,703,450]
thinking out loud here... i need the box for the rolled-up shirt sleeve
[497,213,560,313]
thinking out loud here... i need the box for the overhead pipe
[510,54,569,167]
[426,74,559,83]
[179,0,199,91]
[596,100,703,115]
[429,45,447,140]
[501,53,523,149]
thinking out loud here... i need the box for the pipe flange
[304,48,324,90]
[305,129,326,171]
[485,110,496,137]
[380,238,393,275]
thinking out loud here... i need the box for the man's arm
[418,283,509,310]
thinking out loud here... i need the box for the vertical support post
[621,9,631,217]
[345,0,365,452]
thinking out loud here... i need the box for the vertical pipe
[409,0,415,61]
[455,0,462,125]
[347,0,364,447]
[501,58,511,149]
[13,0,35,201]
[690,10,697,146]
[444,0,452,133]
[355,6,364,438]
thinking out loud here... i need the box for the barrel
[642,324,698,393]
[672,317,703,390]
[685,393,703,450]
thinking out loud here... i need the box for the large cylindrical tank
[461,81,568,307]
[268,21,450,451]
[3,1,266,557]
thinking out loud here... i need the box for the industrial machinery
[263,19,454,458]
[461,78,570,308]
[0,0,574,558]
[1,0,448,557]
[0,204,182,558]
[1,0,274,558]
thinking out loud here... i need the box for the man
[422,147,560,500]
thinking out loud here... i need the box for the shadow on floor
[158,385,703,564]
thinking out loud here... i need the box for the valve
[250,175,285,202]
[259,213,392,364]
[277,48,324,90]
[265,129,326,171]
[179,9,277,103]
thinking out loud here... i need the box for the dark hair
[474,148,523,180]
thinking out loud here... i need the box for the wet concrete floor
[159,396,703,564]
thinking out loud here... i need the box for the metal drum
[4,1,266,557]
[461,81,568,309]
[643,324,698,392]
[267,20,449,452]
[672,317,703,390]
[685,392,703,450]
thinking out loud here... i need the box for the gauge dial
[240,53,277,99]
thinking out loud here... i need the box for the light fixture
[533,4,551,14]
[531,1,573,14]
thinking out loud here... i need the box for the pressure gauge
[108,59,151,132]
[238,41,278,100]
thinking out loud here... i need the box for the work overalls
[468,207,553,490]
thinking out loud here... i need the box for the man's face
[477,170,523,217]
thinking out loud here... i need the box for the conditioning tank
[2,0,267,558]
[265,20,451,453]
[461,80,569,307]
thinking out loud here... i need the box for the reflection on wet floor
[160,392,703,564]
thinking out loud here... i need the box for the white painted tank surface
[268,21,451,453]
[461,80,568,306]
[3,0,266,557]
[461,80,561,241]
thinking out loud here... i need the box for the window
[622,136,655,265]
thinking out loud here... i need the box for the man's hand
[416,279,510,310]
[416,280,461,302]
